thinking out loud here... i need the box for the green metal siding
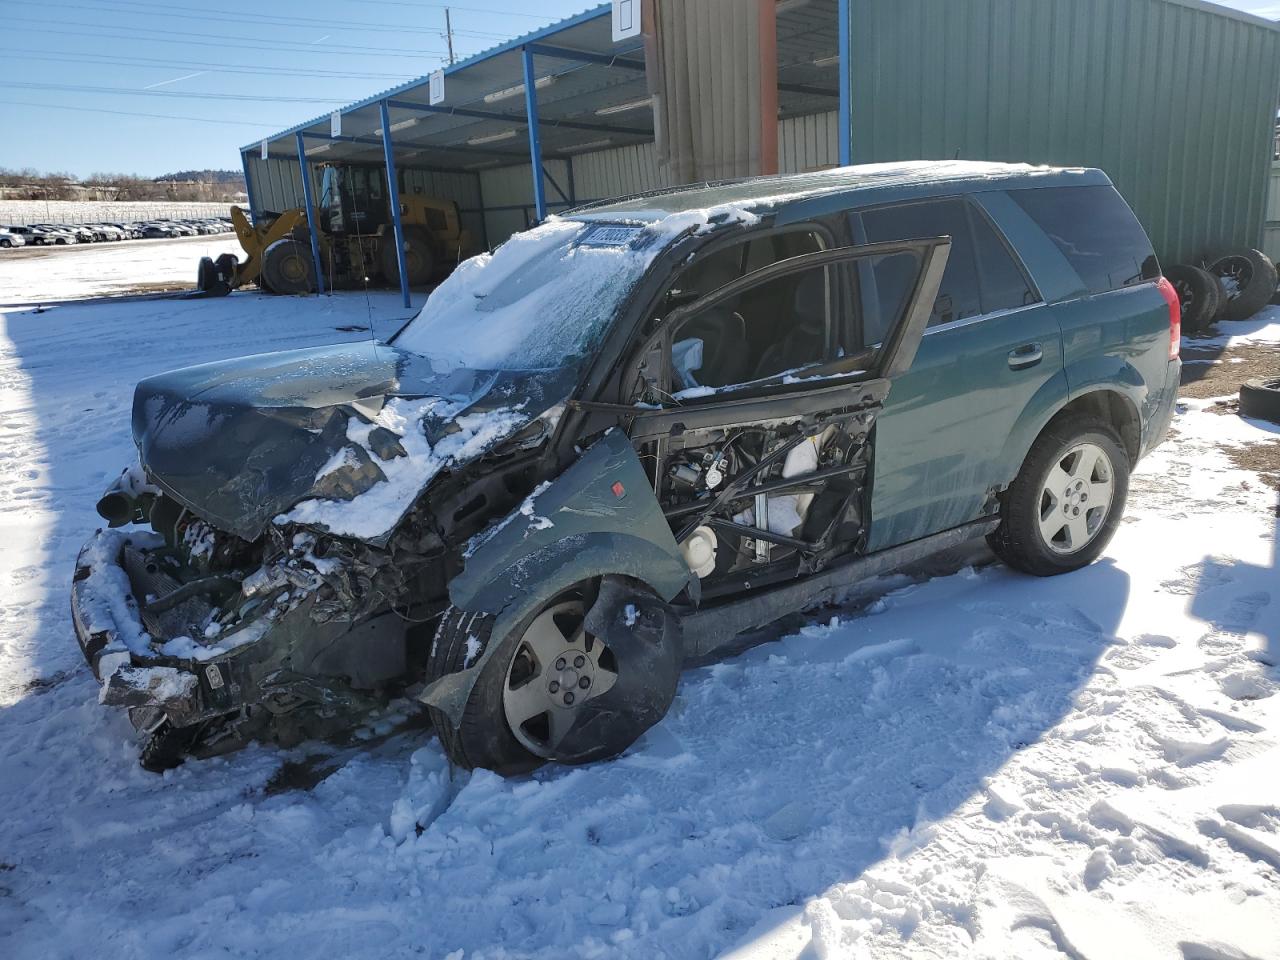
[847,0,1280,265]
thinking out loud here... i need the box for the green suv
[72,162,1181,773]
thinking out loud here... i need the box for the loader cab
[318,164,392,236]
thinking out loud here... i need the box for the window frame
[623,237,952,410]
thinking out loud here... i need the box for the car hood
[133,340,573,543]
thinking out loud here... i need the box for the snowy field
[0,234,242,304]
[0,244,1277,959]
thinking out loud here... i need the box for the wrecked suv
[73,162,1181,773]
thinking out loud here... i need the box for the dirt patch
[1180,339,1280,400]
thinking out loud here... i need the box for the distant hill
[155,170,244,184]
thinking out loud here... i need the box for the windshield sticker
[577,224,645,247]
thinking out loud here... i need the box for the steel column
[838,0,851,166]
[294,132,326,296]
[521,46,547,222]
[379,99,412,308]
[239,150,257,223]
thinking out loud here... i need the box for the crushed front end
[72,485,427,769]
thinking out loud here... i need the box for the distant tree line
[0,167,246,202]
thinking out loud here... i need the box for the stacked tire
[1165,248,1278,335]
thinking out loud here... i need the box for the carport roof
[243,1,840,174]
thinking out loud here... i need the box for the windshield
[394,218,670,372]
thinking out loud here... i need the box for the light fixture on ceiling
[811,54,840,68]
[307,142,333,155]
[466,129,519,146]
[483,74,555,104]
[595,96,653,116]
[564,138,613,154]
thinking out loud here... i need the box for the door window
[856,197,1039,332]
[666,250,923,397]
[861,199,982,327]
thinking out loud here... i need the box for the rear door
[852,196,1065,551]
[618,238,950,600]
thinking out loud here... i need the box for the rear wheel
[989,418,1130,577]
[261,238,316,295]
[379,226,435,287]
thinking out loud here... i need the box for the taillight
[1157,276,1181,360]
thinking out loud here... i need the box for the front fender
[424,431,694,726]
[449,428,694,614]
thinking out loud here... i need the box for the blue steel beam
[295,131,326,295]
[384,99,651,138]
[523,41,644,71]
[239,150,258,223]
[521,46,547,222]
[379,100,412,309]
[838,0,851,166]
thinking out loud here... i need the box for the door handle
[1008,342,1043,370]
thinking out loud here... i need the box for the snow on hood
[277,396,528,542]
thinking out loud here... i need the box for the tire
[1240,378,1280,424]
[196,256,216,292]
[0,239,10,248]
[260,238,315,295]
[988,417,1130,577]
[427,581,680,774]
[379,226,435,287]
[1165,265,1221,335]
[1208,248,1278,322]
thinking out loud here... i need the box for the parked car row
[1165,248,1279,333]
[0,217,233,250]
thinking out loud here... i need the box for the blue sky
[1,0,1277,178]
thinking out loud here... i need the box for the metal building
[242,0,1280,306]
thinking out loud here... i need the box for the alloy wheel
[1037,442,1115,555]
[502,599,618,757]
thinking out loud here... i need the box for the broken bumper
[71,530,246,726]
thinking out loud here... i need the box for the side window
[1010,185,1160,295]
[969,208,1038,313]
[670,261,832,392]
[860,199,982,328]
[668,251,921,396]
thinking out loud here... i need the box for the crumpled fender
[420,429,695,726]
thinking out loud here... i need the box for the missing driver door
[624,238,951,600]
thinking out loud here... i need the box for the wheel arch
[997,383,1142,499]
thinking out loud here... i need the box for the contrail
[143,71,206,90]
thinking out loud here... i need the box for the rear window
[1011,185,1159,295]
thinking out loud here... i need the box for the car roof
[570,160,1110,224]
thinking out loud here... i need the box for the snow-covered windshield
[394,218,670,372]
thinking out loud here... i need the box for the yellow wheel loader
[197,163,473,296]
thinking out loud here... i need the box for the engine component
[680,525,719,578]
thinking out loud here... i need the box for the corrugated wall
[779,111,839,174]
[847,0,1280,265]
[244,155,306,215]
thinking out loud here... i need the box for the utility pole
[444,7,456,65]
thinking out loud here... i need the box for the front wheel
[988,418,1130,577]
[426,581,681,774]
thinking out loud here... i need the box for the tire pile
[1165,248,1278,335]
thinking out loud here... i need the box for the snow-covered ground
[0,234,243,304]
[0,254,1277,959]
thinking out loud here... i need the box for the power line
[5,18,452,58]
[0,49,416,81]
[26,0,487,40]
[0,100,288,127]
[6,82,351,104]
